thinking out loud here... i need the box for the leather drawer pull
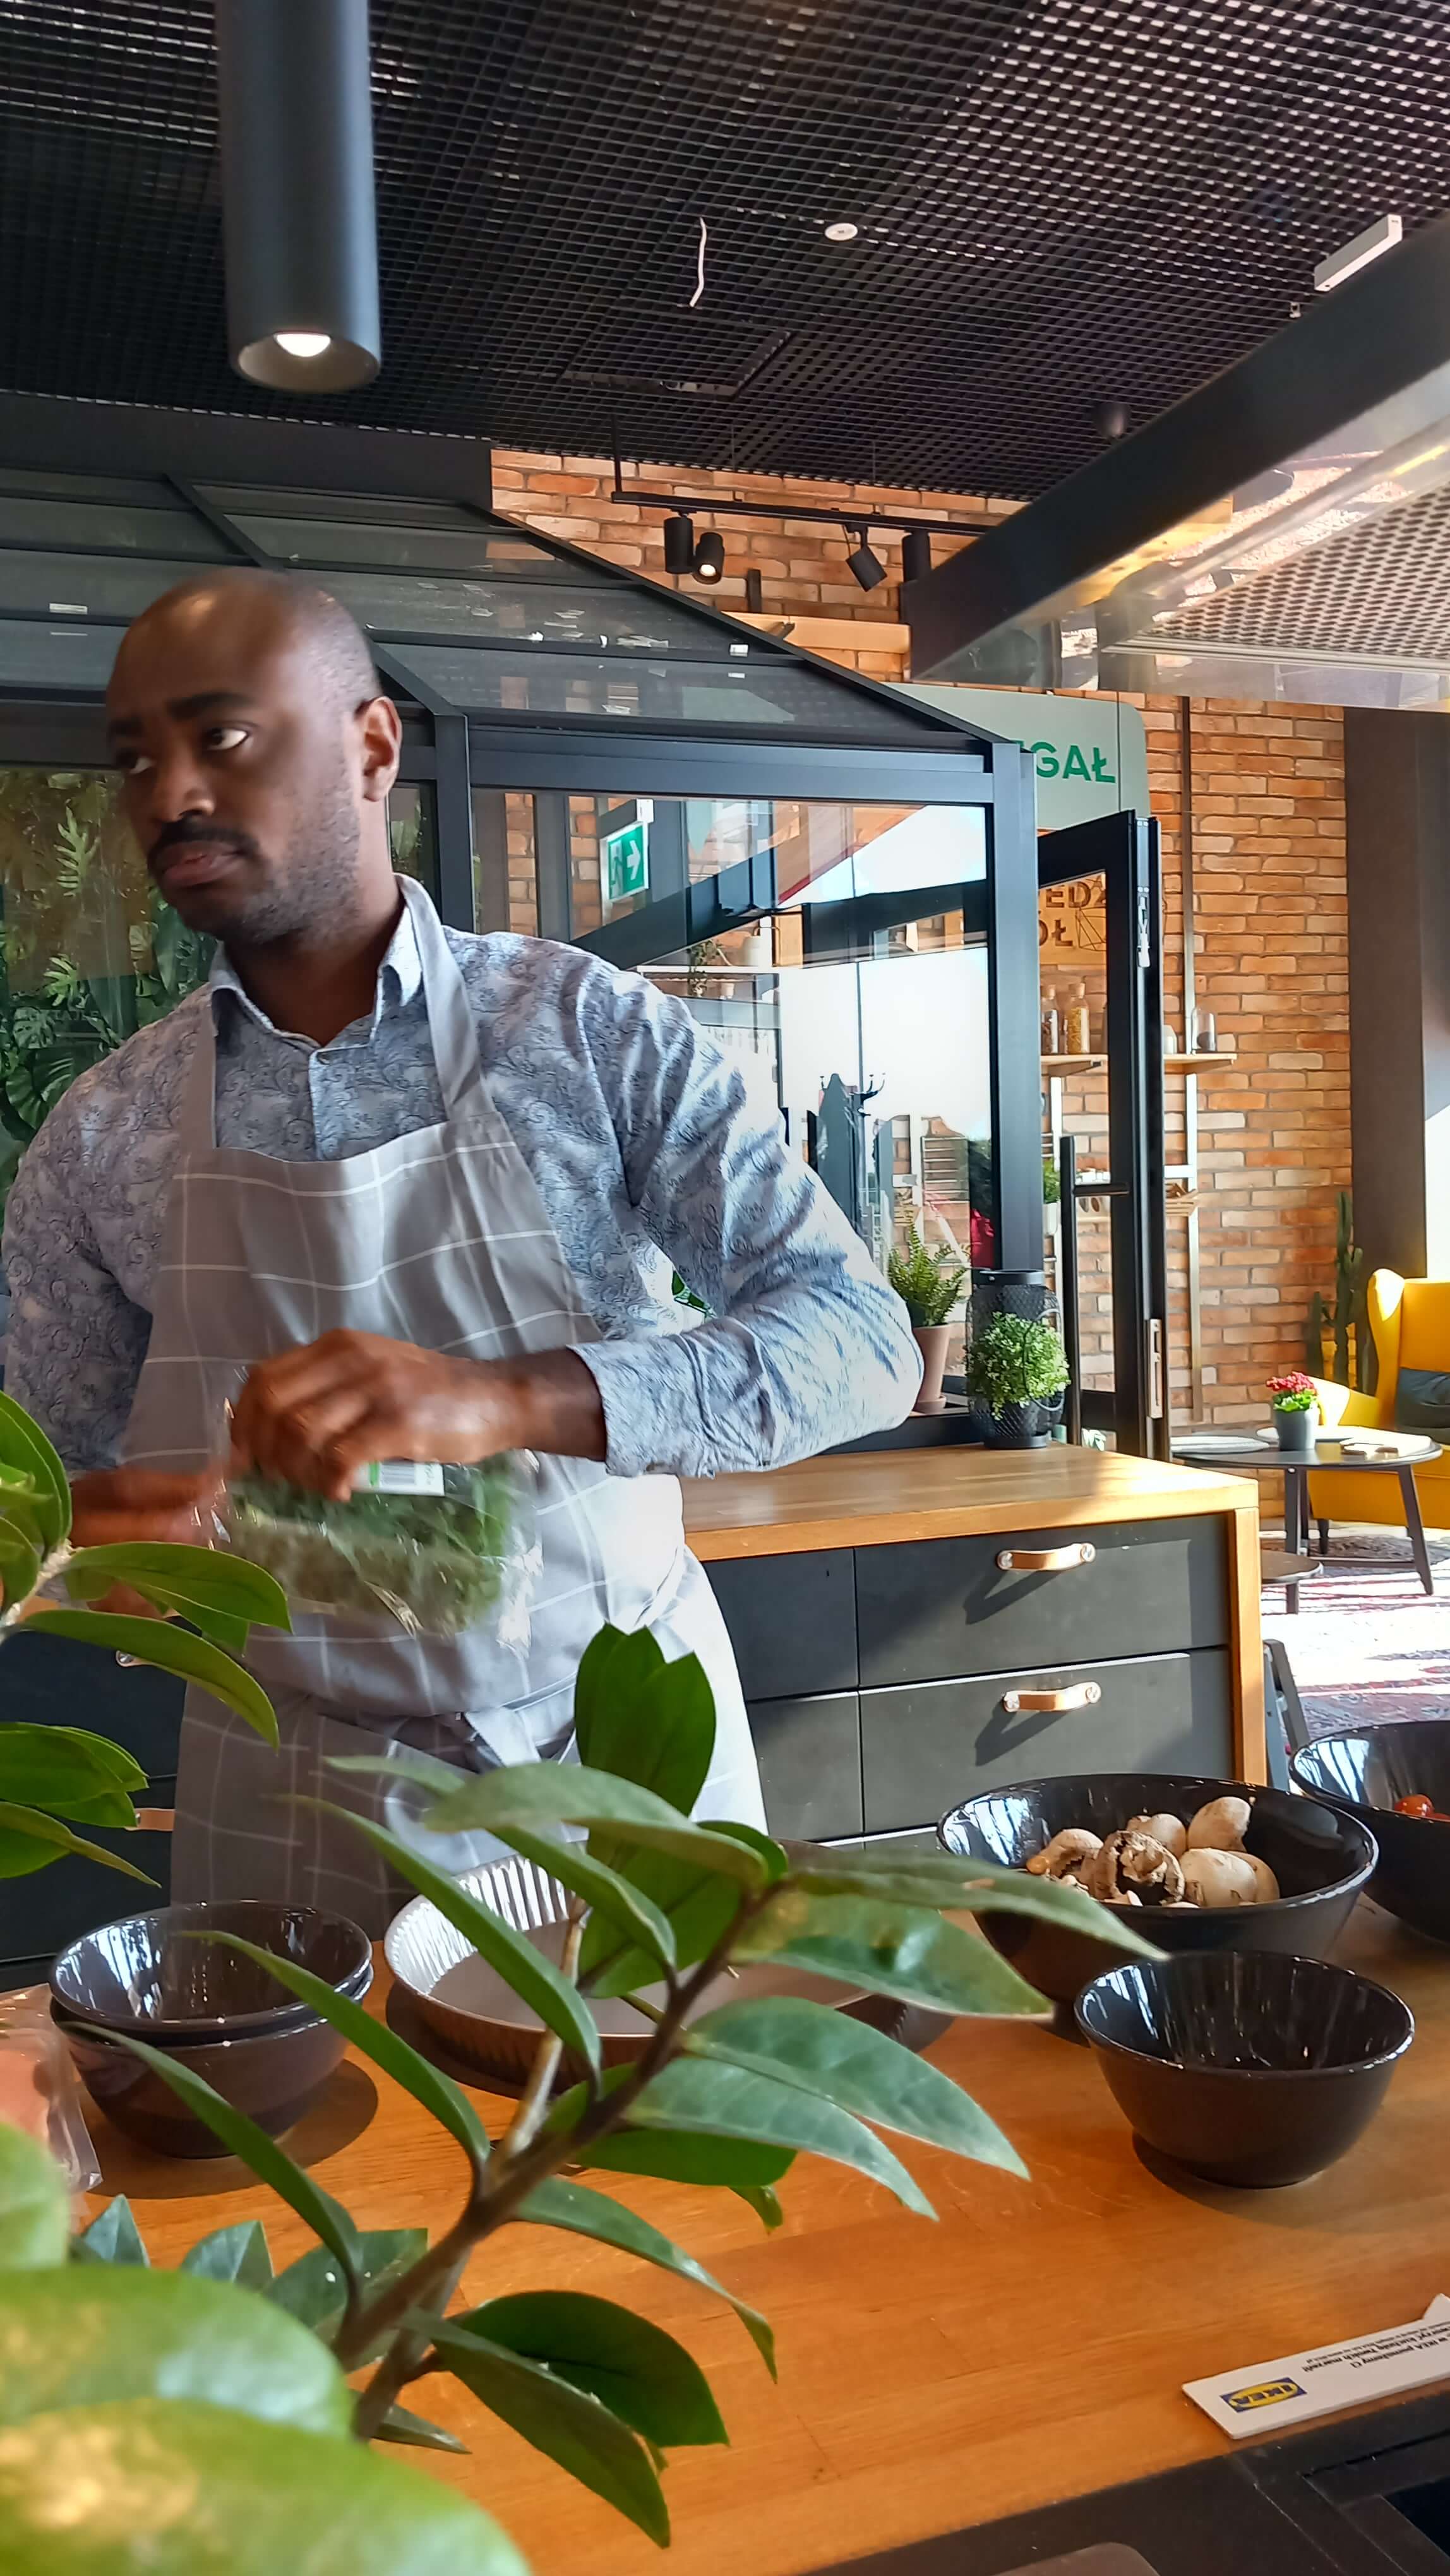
[133,1808,176,1834]
[995,1543,1096,1572]
[1000,1683,1102,1714]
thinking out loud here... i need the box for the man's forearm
[493,1347,608,1462]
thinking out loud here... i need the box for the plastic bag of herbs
[222,1455,539,1641]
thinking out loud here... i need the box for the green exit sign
[604,816,650,905]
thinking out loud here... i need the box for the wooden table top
[682,1444,1257,1561]
[82,1899,1447,2576]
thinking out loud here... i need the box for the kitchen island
[82,1899,1446,2576]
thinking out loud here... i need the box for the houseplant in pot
[964,1311,1070,1448]
[1267,1370,1319,1454]
[886,1229,968,1414]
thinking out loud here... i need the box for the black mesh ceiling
[1,0,1449,500]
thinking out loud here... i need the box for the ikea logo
[1223,2378,1305,2415]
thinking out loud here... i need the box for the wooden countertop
[83,1899,1442,2576]
[682,1443,1257,1561]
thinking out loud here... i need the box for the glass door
[1038,812,1167,1456]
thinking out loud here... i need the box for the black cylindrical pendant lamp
[215,0,381,393]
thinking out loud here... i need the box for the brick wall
[493,446,1351,1423]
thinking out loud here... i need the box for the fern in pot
[964,1312,1070,1449]
[885,1230,968,1416]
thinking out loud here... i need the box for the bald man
[3,571,921,1931]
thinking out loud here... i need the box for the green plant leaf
[420,1762,770,1888]
[581,2130,796,2189]
[578,1853,740,1999]
[518,2177,775,2371]
[374,2402,468,2454]
[83,2032,361,2283]
[686,1995,1027,2176]
[180,2222,273,2292]
[72,2198,148,2269]
[267,2232,426,2340]
[734,1887,1050,2017]
[0,2398,528,2574]
[460,2289,727,2450]
[629,2055,935,2216]
[0,2265,352,2436]
[735,2184,784,2230]
[462,1817,677,1974]
[63,1543,290,1635]
[0,1392,69,1549]
[24,1612,279,1745]
[794,1855,1164,1957]
[0,1803,156,1886]
[326,1810,602,2072]
[195,1931,491,2174]
[0,1724,147,1823]
[433,2320,669,2544]
[0,2124,69,2269]
[575,1626,717,1816]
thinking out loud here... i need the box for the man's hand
[231,1332,606,1500]
[68,1467,225,1620]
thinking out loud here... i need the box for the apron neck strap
[177,878,486,1150]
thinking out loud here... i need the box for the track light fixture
[901,526,932,585]
[662,511,695,575]
[846,527,887,592]
[693,528,726,584]
[744,568,764,612]
[215,0,381,392]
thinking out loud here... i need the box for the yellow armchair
[1308,1269,1450,1539]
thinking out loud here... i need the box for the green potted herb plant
[964,1311,1070,1448]
[886,1229,968,1414]
[1267,1369,1319,1454]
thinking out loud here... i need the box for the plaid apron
[123,880,762,1935]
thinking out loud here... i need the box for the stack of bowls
[51,1899,372,2157]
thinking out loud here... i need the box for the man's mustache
[148,818,261,868]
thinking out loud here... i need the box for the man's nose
[147,742,216,826]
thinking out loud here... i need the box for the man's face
[107,590,392,945]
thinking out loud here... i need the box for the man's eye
[116,749,153,775]
[206,725,249,751]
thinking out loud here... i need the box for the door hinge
[1147,1316,1165,1418]
[1136,887,1153,972]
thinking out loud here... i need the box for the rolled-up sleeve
[574,967,921,1478]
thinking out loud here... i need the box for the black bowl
[50,1900,373,2041]
[1076,1951,1413,2186]
[938,1772,1377,2003]
[55,2005,358,2158]
[1291,1724,1450,1945]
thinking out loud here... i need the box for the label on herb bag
[360,1461,446,1496]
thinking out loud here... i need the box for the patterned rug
[1262,1528,1450,1735]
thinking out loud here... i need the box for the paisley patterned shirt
[3,898,921,1478]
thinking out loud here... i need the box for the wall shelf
[1042,1051,1238,1075]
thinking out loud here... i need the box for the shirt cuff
[575,1334,711,1481]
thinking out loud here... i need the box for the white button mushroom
[1024,1827,1103,1881]
[1242,1852,1281,1904]
[1126,1811,1188,1859]
[1180,1847,1259,1907]
[1086,1829,1187,1907]
[1185,1795,1253,1852]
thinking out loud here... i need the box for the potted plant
[0,1625,1154,2573]
[886,1229,968,1414]
[964,1311,1070,1448]
[1267,1369,1319,1453]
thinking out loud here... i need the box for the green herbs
[225,1462,533,1638]
[964,1313,1070,1417]
[886,1230,968,1328]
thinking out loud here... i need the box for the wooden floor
[87,1899,1450,2576]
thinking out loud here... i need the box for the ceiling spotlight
[693,528,726,583]
[824,221,859,243]
[1095,398,1130,441]
[663,511,695,575]
[846,528,886,591]
[1314,212,1402,293]
[901,526,933,585]
[215,0,381,391]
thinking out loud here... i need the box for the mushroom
[1086,1829,1185,1908]
[1180,1847,1259,1907]
[1126,1811,1188,1859]
[1186,1795,1252,1852]
[1242,1852,1281,1904]
[1025,1828,1103,1881]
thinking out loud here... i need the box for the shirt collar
[208,891,424,1039]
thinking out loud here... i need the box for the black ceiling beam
[906,210,1450,680]
[0,391,493,510]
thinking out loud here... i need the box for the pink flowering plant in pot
[1267,1371,1319,1455]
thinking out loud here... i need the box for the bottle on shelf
[1065,983,1092,1056]
[1040,988,1060,1055]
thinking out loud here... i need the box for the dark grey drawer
[748,1693,863,1841]
[854,1517,1228,1690]
[860,1650,1233,1833]
[706,1550,858,1699]
[0,1633,183,1778]
[0,1787,175,1974]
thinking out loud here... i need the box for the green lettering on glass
[1062,744,1091,781]
[1090,748,1115,782]
[1029,739,1060,778]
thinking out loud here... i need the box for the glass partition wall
[0,454,1046,1434]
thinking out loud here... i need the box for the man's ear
[357,693,403,802]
